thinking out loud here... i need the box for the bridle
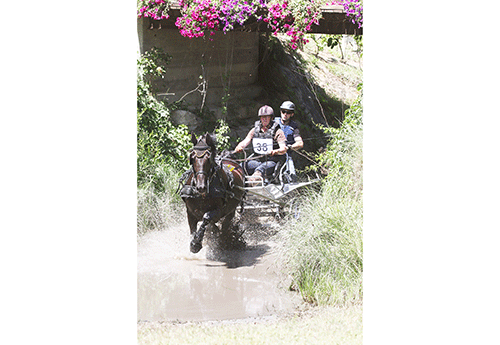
[190,144,217,193]
[192,148,211,173]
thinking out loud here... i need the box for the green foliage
[325,35,340,48]
[353,35,363,58]
[137,47,171,93]
[318,82,362,182]
[324,34,344,60]
[137,47,192,193]
[281,83,363,306]
[214,119,231,151]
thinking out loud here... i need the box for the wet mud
[137,215,301,322]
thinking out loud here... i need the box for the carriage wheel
[275,206,284,221]
[287,198,301,220]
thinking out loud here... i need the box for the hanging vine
[137,0,363,50]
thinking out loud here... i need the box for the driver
[275,101,303,181]
[234,105,287,183]
[276,101,303,151]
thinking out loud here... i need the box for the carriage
[237,151,320,219]
[179,133,320,253]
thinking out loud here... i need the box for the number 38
[256,143,269,152]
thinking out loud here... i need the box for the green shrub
[137,48,194,234]
[137,47,191,193]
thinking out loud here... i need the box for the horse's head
[190,132,217,197]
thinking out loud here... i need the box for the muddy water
[137,220,301,322]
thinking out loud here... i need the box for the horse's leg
[190,209,221,253]
[220,210,235,239]
[187,212,198,236]
[221,209,245,250]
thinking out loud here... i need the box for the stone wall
[138,18,263,128]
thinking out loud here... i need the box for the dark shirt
[275,117,300,145]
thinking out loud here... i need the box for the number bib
[252,138,273,154]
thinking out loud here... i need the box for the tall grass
[280,86,363,306]
[137,163,186,236]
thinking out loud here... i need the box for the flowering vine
[219,0,261,32]
[328,0,362,28]
[173,0,262,38]
[137,0,362,49]
[174,0,221,38]
[260,0,321,49]
[137,0,171,20]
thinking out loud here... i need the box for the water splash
[137,219,300,322]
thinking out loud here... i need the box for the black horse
[179,133,245,253]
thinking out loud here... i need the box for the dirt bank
[138,304,363,344]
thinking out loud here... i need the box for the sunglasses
[281,110,293,114]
